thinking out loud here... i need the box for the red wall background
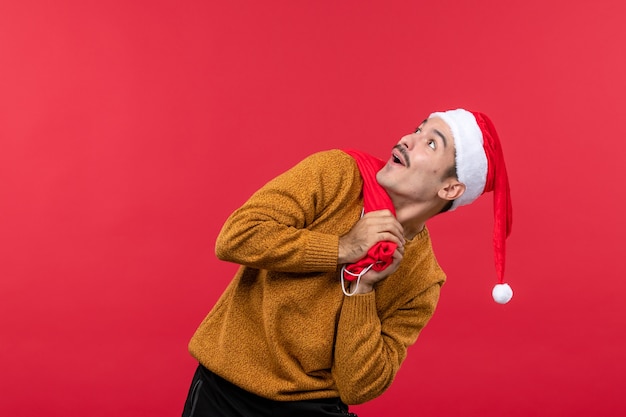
[1,1,625,416]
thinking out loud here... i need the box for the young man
[182,109,513,417]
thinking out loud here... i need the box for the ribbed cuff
[340,290,378,326]
[304,231,340,271]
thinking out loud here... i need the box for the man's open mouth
[392,145,410,167]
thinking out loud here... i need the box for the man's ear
[438,180,466,202]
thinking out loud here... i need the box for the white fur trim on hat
[429,109,488,210]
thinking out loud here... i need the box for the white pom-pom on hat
[430,109,514,304]
[492,283,513,304]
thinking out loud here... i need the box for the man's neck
[395,209,426,240]
[391,199,443,240]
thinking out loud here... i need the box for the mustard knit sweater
[188,149,446,405]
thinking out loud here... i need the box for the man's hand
[337,206,405,255]
[348,245,404,294]
[338,210,406,294]
[338,209,405,265]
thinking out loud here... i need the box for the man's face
[376,116,458,204]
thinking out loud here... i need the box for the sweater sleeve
[331,284,441,404]
[215,150,359,273]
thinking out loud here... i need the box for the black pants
[182,364,357,417]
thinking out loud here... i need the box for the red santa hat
[429,109,513,304]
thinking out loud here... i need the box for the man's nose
[399,133,417,149]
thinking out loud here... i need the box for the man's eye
[428,140,436,149]
[414,127,422,133]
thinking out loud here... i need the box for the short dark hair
[439,156,458,214]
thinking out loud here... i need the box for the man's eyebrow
[418,118,448,147]
[433,128,448,148]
